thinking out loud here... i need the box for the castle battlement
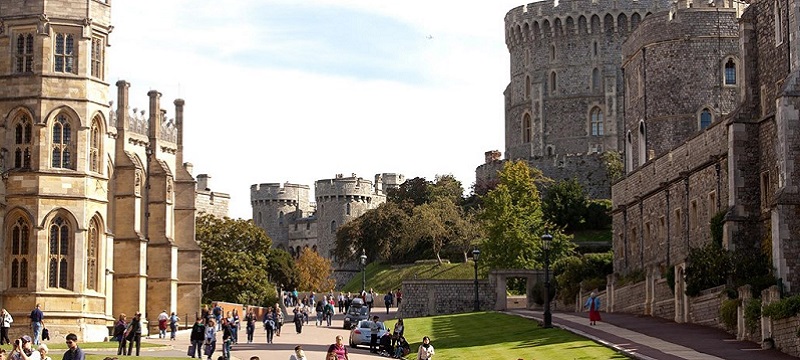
[314,175,377,199]
[250,182,310,202]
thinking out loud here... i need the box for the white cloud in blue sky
[108,0,527,219]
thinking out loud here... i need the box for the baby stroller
[393,336,410,359]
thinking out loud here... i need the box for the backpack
[316,301,324,312]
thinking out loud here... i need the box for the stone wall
[771,317,799,356]
[688,285,725,329]
[397,280,495,318]
[652,279,674,320]
[613,281,646,313]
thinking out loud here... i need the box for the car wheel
[350,339,357,348]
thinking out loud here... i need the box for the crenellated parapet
[314,174,379,201]
[250,182,310,205]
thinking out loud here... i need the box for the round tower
[502,0,670,198]
[315,174,385,264]
[250,182,311,250]
[621,0,742,170]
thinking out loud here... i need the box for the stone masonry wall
[614,281,645,313]
[397,280,495,319]
[652,279,675,320]
[688,285,725,328]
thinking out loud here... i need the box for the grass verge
[384,312,628,360]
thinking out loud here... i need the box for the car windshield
[348,307,367,316]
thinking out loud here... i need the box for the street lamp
[541,234,553,328]
[360,249,367,294]
[472,248,481,311]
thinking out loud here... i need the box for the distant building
[195,173,231,218]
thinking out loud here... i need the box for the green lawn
[0,341,175,360]
[342,262,480,293]
[384,312,628,360]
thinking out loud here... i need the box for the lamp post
[472,248,481,311]
[360,249,367,294]
[541,234,553,328]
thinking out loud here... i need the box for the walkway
[508,309,797,360]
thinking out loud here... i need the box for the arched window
[54,33,76,74]
[87,217,100,291]
[312,245,318,253]
[346,203,351,215]
[523,113,532,143]
[278,211,284,225]
[90,117,102,173]
[700,109,712,129]
[626,131,633,172]
[550,45,556,61]
[546,145,555,156]
[775,2,784,45]
[49,216,71,289]
[295,246,301,257]
[52,114,73,169]
[15,33,34,73]
[258,212,262,224]
[14,115,32,169]
[592,68,601,91]
[9,217,30,289]
[591,107,604,136]
[525,75,531,99]
[550,71,557,93]
[724,59,736,85]
[638,121,647,165]
[331,220,337,234]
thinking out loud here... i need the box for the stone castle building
[0,0,201,340]
[251,173,403,277]
[478,0,677,199]
[195,173,230,218]
[613,0,800,294]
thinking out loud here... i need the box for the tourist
[392,318,404,348]
[315,298,326,326]
[190,317,206,359]
[1,309,13,345]
[204,319,217,360]
[384,291,393,314]
[62,334,84,360]
[326,335,350,360]
[289,345,307,360]
[9,335,38,360]
[584,292,602,326]
[212,304,222,330]
[201,305,210,322]
[365,289,374,311]
[275,305,284,336]
[395,289,403,308]
[369,316,380,353]
[338,292,345,313]
[114,314,127,355]
[263,309,275,344]
[36,344,50,360]
[157,309,169,339]
[124,312,142,356]
[324,300,335,327]
[220,318,232,360]
[244,309,256,344]
[231,309,240,344]
[169,312,180,340]
[292,307,303,334]
[416,336,435,360]
[28,304,43,345]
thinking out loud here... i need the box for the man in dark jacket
[190,317,206,359]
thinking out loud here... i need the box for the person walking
[584,292,602,326]
[275,306,284,337]
[326,335,350,360]
[263,309,276,344]
[416,336,435,360]
[114,314,127,356]
[244,310,256,344]
[392,318,404,348]
[204,319,217,360]
[395,289,403,309]
[292,307,303,334]
[124,312,142,356]
[28,304,43,345]
[289,345,307,360]
[190,317,206,359]
[383,291,393,314]
[220,318,232,360]
[62,334,84,360]
[1,309,13,345]
[157,310,168,339]
[230,309,240,344]
[324,301,335,327]
[169,312,180,340]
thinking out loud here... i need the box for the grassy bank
[385,312,626,360]
[341,261,480,293]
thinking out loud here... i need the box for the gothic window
[306,222,310,230]
[13,115,32,169]
[525,75,531,99]
[724,59,736,85]
[9,217,30,289]
[550,45,556,61]
[15,33,34,73]
[278,211,284,225]
[258,212,262,224]
[331,220,337,234]
[700,109,712,129]
[591,107,604,136]
[346,203,351,215]
[49,216,71,289]
[90,117,102,173]
[52,115,73,169]
[312,245,318,253]
[87,217,100,291]
[91,37,104,79]
[546,145,555,156]
[592,68,600,91]
[523,113,532,143]
[626,131,633,172]
[775,2,784,45]
[638,121,647,165]
[54,33,76,74]
[550,71,557,93]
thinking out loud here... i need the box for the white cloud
[109,0,524,219]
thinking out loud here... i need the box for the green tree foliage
[409,198,464,265]
[429,174,465,204]
[387,177,431,211]
[554,252,613,304]
[266,248,299,290]
[333,202,411,264]
[601,150,623,183]
[585,200,612,230]
[684,243,730,296]
[543,179,588,232]
[295,247,335,292]
[450,210,484,262]
[197,214,276,306]
[479,160,575,272]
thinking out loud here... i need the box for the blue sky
[109,0,527,219]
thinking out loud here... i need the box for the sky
[108,0,528,219]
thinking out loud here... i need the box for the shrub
[685,243,730,296]
[762,295,800,320]
[663,266,675,294]
[720,298,742,331]
[554,252,612,304]
[744,298,762,335]
[585,200,612,230]
[709,210,726,247]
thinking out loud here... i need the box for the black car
[343,303,369,329]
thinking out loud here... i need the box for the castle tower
[250,183,311,251]
[482,0,671,198]
[0,0,114,340]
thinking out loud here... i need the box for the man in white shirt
[157,310,169,339]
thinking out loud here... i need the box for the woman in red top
[326,335,349,360]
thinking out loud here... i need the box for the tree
[602,150,623,183]
[409,198,462,265]
[542,178,588,232]
[451,210,484,262]
[266,248,299,290]
[197,214,277,306]
[333,202,411,264]
[387,177,431,211]
[295,247,335,292]
[429,174,464,204]
[479,160,574,272]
